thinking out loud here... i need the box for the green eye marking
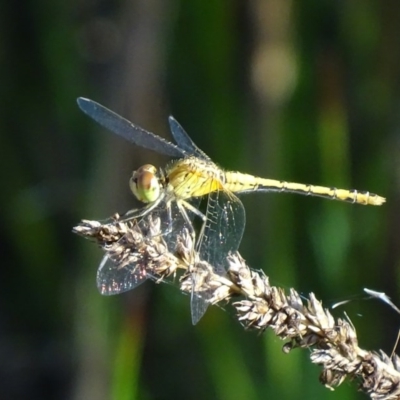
[130,164,161,203]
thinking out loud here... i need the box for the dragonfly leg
[153,201,175,238]
[118,194,165,223]
[178,200,207,240]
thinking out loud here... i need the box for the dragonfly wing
[191,286,210,325]
[168,116,211,161]
[96,197,201,298]
[77,98,185,158]
[97,254,149,295]
[190,189,246,324]
[201,189,245,274]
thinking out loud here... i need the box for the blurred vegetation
[1,0,399,399]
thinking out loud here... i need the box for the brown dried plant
[73,215,400,400]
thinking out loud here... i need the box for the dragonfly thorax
[166,157,224,200]
[130,164,164,203]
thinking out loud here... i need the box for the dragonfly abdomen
[224,171,385,206]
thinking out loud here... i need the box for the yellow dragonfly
[77,97,385,324]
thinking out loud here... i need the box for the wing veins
[77,97,185,158]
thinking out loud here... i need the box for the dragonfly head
[130,164,161,203]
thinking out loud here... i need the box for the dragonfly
[77,97,386,324]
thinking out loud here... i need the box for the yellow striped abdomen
[224,171,385,206]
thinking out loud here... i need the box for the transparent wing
[97,254,150,295]
[203,190,245,274]
[97,198,201,296]
[168,116,211,161]
[77,98,186,158]
[190,189,246,325]
[190,276,211,325]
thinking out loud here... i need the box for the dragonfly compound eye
[130,164,160,203]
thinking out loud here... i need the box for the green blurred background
[1,0,399,399]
